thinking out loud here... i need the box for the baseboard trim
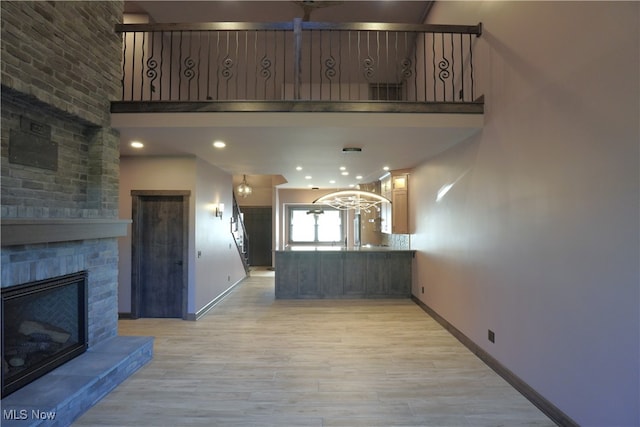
[118,312,133,319]
[187,275,248,321]
[411,295,577,427]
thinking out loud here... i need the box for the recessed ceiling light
[383,166,390,171]
[329,180,336,184]
[356,175,363,180]
[339,166,346,171]
[213,140,226,148]
[296,166,303,171]
[130,141,144,149]
[341,171,349,176]
[305,175,312,179]
[349,184,356,188]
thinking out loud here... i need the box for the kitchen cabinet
[380,171,409,234]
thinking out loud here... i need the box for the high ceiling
[116,1,482,190]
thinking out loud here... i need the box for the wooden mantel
[1,218,131,246]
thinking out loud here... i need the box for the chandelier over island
[313,190,390,213]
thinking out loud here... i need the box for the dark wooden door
[132,191,188,318]
[242,207,272,266]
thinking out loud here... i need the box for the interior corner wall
[194,158,246,314]
[410,2,639,426]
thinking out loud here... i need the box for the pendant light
[236,175,253,198]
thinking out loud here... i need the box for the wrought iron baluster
[183,31,197,100]
[159,31,164,100]
[338,30,342,101]
[197,31,202,100]
[215,32,220,100]
[273,29,278,100]
[459,33,464,101]
[261,30,272,99]
[169,31,173,100]
[223,31,232,99]
[385,31,389,101]
[347,31,352,101]
[206,31,212,100]
[121,32,126,100]
[253,30,258,100]
[244,31,249,99]
[451,33,455,103]
[324,31,337,100]
[431,33,436,102]
[469,33,475,101]
[319,30,323,100]
[422,33,427,102]
[178,31,184,100]
[147,32,158,100]
[131,32,136,101]
[235,31,239,100]
[140,31,145,100]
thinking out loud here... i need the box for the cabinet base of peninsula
[274,250,415,299]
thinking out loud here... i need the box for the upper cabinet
[380,171,410,235]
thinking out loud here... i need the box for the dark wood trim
[1,219,130,246]
[115,21,482,35]
[118,312,133,319]
[411,295,577,427]
[111,100,484,115]
[131,191,190,320]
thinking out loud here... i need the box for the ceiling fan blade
[293,1,345,21]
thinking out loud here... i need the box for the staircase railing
[115,20,482,105]
[231,193,250,273]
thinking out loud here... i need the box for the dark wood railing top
[116,21,482,35]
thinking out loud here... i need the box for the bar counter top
[276,245,415,253]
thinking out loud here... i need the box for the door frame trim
[131,190,190,319]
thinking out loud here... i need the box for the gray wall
[410,2,639,425]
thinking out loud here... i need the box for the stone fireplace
[1,2,153,424]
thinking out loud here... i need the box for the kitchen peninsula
[274,246,415,299]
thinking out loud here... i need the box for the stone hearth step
[1,335,153,427]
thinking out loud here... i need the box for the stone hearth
[1,336,153,427]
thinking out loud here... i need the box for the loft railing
[231,193,250,273]
[115,20,482,109]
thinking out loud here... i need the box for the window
[289,206,343,244]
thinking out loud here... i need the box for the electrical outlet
[488,330,495,343]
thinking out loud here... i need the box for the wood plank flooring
[74,269,554,426]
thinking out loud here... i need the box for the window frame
[287,205,345,246]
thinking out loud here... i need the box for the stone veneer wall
[1,1,124,347]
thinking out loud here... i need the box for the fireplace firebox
[1,271,88,397]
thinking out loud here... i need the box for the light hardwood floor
[74,269,554,426]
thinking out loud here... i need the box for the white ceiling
[116,1,482,189]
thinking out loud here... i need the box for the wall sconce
[214,203,224,219]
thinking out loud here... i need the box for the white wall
[118,156,246,317]
[410,2,639,426]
